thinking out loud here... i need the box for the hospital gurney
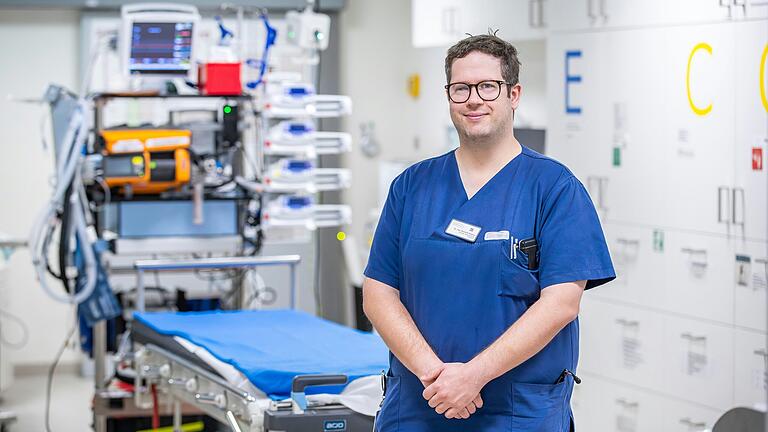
[129,256,388,432]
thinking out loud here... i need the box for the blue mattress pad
[133,309,389,400]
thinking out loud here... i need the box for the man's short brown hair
[445,32,522,86]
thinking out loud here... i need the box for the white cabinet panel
[412,0,546,48]
[600,29,669,227]
[599,223,667,309]
[579,300,667,392]
[743,2,768,19]
[663,23,736,236]
[601,380,667,432]
[577,296,609,376]
[545,32,612,218]
[412,0,466,48]
[663,315,734,410]
[571,374,610,432]
[733,328,768,409]
[548,0,731,32]
[546,0,594,33]
[664,0,732,25]
[468,0,546,42]
[733,239,768,331]
[664,231,734,325]
[661,399,724,432]
[733,20,768,242]
[600,0,668,29]
[604,304,667,391]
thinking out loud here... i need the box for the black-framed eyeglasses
[444,80,512,104]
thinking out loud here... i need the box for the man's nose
[466,86,484,105]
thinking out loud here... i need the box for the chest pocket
[498,241,540,301]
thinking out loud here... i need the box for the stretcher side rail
[133,255,302,312]
[137,342,257,431]
[136,342,365,432]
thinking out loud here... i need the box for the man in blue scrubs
[363,34,615,431]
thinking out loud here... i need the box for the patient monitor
[120,3,200,90]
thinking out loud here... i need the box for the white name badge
[484,230,510,241]
[445,219,481,243]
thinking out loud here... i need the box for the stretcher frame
[113,255,374,432]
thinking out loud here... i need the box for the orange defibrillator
[100,129,192,195]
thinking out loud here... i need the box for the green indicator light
[150,161,157,169]
[223,105,232,114]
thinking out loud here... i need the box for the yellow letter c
[761,43,768,113]
[686,42,713,116]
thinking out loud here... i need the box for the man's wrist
[416,357,444,381]
[467,354,496,386]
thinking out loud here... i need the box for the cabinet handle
[615,318,639,327]
[599,0,608,20]
[754,349,768,358]
[529,0,536,27]
[441,8,451,34]
[681,247,707,255]
[680,333,707,342]
[615,398,639,408]
[587,0,598,22]
[732,187,745,227]
[598,177,608,212]
[679,417,707,428]
[718,186,731,224]
[538,0,546,27]
[616,238,640,246]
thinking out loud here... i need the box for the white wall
[339,0,548,255]
[0,9,82,368]
[339,0,420,253]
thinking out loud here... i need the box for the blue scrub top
[365,146,615,431]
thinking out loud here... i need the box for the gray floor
[1,372,92,432]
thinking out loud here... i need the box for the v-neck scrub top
[365,146,615,431]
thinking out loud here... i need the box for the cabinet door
[733,239,768,332]
[663,315,734,410]
[577,296,610,376]
[742,2,768,19]
[733,327,768,409]
[733,20,768,242]
[601,380,667,432]
[600,28,669,227]
[546,0,594,33]
[600,0,668,29]
[599,223,667,310]
[662,23,736,236]
[545,32,611,217]
[412,0,467,48]
[603,304,667,391]
[664,0,733,25]
[571,373,611,432]
[664,231,734,325]
[661,398,724,432]
[468,0,546,41]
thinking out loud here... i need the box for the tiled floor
[1,372,93,432]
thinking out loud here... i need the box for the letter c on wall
[686,42,713,116]
[761,43,768,113]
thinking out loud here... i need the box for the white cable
[29,99,98,305]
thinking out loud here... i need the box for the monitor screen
[129,22,193,75]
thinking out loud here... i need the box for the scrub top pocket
[511,380,569,432]
[499,242,540,301]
